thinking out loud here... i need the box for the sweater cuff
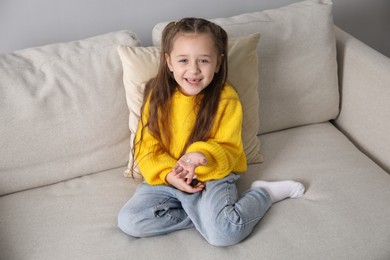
[159,169,171,185]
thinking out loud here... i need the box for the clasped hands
[165,152,207,193]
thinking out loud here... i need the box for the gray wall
[1,0,389,57]
[332,0,390,58]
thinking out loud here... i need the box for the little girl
[118,17,305,246]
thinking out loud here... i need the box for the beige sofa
[1,1,390,259]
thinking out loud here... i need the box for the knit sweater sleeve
[134,97,177,185]
[186,86,247,181]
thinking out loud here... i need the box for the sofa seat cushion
[1,123,389,260]
[0,31,140,195]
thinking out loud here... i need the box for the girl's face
[166,33,222,96]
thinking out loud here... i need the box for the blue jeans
[118,174,272,246]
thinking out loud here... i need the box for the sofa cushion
[117,33,263,177]
[153,0,339,134]
[0,31,140,195]
[1,123,389,259]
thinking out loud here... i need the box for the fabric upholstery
[334,27,390,173]
[0,31,140,195]
[1,123,389,259]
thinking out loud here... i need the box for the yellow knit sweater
[135,83,247,185]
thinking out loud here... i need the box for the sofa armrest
[333,26,390,173]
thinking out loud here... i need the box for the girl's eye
[179,59,188,63]
[199,59,209,64]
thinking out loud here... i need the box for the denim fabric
[118,174,272,246]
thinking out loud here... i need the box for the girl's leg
[178,174,272,247]
[118,182,194,237]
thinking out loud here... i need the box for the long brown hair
[132,18,228,175]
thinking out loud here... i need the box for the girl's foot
[251,180,305,203]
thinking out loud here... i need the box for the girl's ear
[165,53,174,72]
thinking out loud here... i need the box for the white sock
[251,180,305,203]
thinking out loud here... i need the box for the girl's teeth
[188,79,200,83]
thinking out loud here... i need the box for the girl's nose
[189,61,201,73]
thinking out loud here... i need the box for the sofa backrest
[0,31,140,195]
[153,0,340,134]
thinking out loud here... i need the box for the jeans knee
[117,209,143,237]
[205,231,244,247]
[202,221,248,247]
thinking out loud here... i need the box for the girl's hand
[177,152,207,185]
[166,170,204,193]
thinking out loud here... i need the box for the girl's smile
[166,33,222,96]
[186,78,202,86]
